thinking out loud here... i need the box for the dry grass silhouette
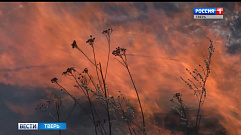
[36,29,215,135]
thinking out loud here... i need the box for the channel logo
[194,7,223,19]
[18,123,66,130]
[18,123,38,130]
[194,7,223,15]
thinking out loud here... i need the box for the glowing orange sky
[0,2,241,134]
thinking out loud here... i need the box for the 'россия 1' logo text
[194,7,223,19]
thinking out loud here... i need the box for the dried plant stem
[180,101,189,135]
[195,64,210,134]
[55,82,105,134]
[70,75,97,135]
[87,90,98,135]
[102,28,113,80]
[99,63,112,135]
[171,94,190,135]
[71,73,105,135]
[120,56,146,134]
[178,37,214,135]
[87,73,98,92]
[116,98,136,135]
[55,98,62,135]
[76,47,96,66]
[194,37,214,134]
[91,45,111,134]
[92,45,103,92]
[104,36,111,80]
[109,96,142,132]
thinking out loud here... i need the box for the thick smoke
[0,2,240,134]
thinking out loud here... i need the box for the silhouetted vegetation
[171,36,215,135]
[37,29,215,135]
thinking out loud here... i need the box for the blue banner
[194,8,216,15]
[38,123,66,130]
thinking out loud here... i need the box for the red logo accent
[216,7,223,15]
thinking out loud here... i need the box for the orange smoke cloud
[0,2,241,134]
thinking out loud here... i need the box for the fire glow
[0,2,241,134]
